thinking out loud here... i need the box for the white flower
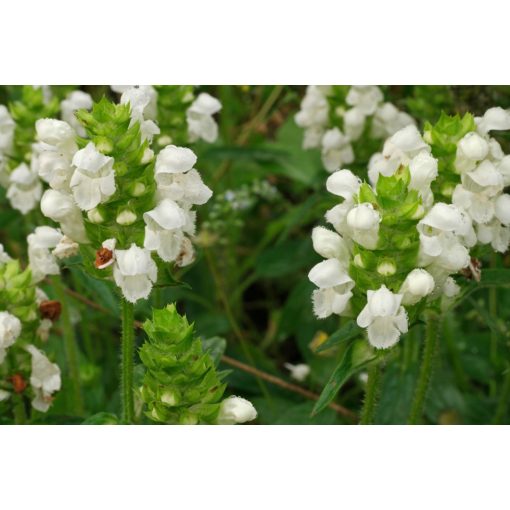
[27,226,64,282]
[52,236,79,259]
[113,244,157,303]
[321,128,354,173]
[455,132,489,173]
[311,226,350,260]
[120,85,158,121]
[155,145,197,179]
[70,142,116,210]
[498,156,510,186]
[36,118,77,153]
[346,86,383,115]
[476,107,510,135]
[308,259,354,318]
[343,107,366,141]
[325,198,355,238]
[6,163,43,214]
[0,311,22,364]
[26,344,61,412]
[399,269,435,305]
[186,93,222,143]
[495,194,510,225]
[295,86,329,130]
[443,277,460,298]
[346,203,381,249]
[356,285,408,349]
[452,185,496,224]
[143,199,190,262]
[40,189,88,243]
[462,160,503,196]
[60,91,93,137]
[0,104,15,153]
[0,389,10,402]
[326,169,361,201]
[372,103,414,139]
[302,125,325,150]
[217,396,257,425]
[477,220,510,253]
[37,318,53,342]
[284,363,310,382]
[408,151,438,195]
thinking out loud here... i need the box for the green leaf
[312,341,356,416]
[201,336,227,366]
[82,412,119,425]
[316,321,362,353]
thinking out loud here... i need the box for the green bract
[7,86,59,172]
[139,304,227,424]
[154,85,194,147]
[424,112,476,201]
[76,99,156,248]
[349,168,423,318]
[0,259,38,329]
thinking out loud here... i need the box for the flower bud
[347,203,380,230]
[130,182,146,197]
[495,194,510,226]
[116,210,137,225]
[377,260,396,276]
[443,277,460,297]
[400,269,435,305]
[141,148,154,164]
[40,189,77,222]
[326,169,362,200]
[311,226,346,259]
[217,396,257,425]
[458,132,489,161]
[36,118,75,146]
[87,208,105,224]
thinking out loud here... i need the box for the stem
[408,310,440,424]
[489,254,498,398]
[13,395,27,425]
[359,363,381,425]
[120,298,135,424]
[494,370,510,424]
[52,276,84,416]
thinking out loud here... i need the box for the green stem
[408,310,440,424]
[52,276,84,416]
[121,298,135,424]
[494,370,510,424]
[359,363,381,425]
[13,395,27,425]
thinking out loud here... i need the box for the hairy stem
[13,395,27,425]
[408,310,440,424]
[120,298,135,424]
[359,363,381,425]
[52,276,84,416]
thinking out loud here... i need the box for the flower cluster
[0,86,93,216]
[311,110,510,349]
[139,304,257,425]
[295,86,414,172]
[113,85,222,148]
[37,96,212,303]
[0,243,61,414]
[424,109,510,253]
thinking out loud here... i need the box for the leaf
[82,412,119,425]
[201,336,227,366]
[315,321,362,353]
[312,341,356,416]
